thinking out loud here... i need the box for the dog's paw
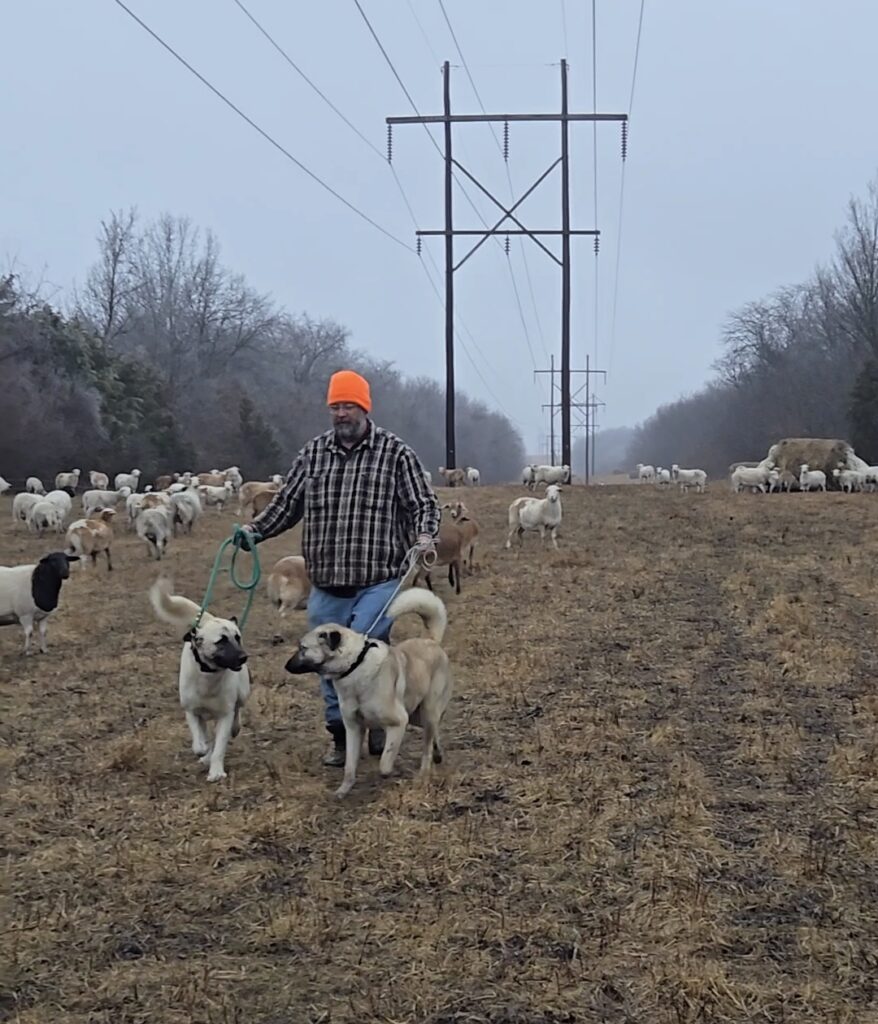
[198,752,213,765]
[334,783,353,799]
[206,768,227,782]
[193,745,209,758]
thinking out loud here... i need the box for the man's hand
[235,524,261,550]
[415,533,437,565]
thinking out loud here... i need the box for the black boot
[323,728,346,767]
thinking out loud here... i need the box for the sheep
[0,475,10,495]
[198,471,226,488]
[27,500,65,537]
[438,466,467,488]
[89,470,109,489]
[125,491,150,531]
[55,468,81,491]
[115,468,142,492]
[522,464,537,489]
[414,523,464,595]
[12,493,41,531]
[833,468,867,493]
[768,469,782,494]
[779,470,799,493]
[198,481,235,511]
[0,551,79,655]
[636,463,655,483]
[223,465,244,493]
[170,486,202,535]
[136,506,174,560]
[26,476,46,495]
[506,483,563,551]
[239,481,279,519]
[864,466,878,492]
[534,464,571,487]
[65,508,117,571]
[655,467,672,487]
[465,466,481,486]
[799,464,827,493]
[153,474,174,491]
[270,473,284,486]
[266,555,311,615]
[81,485,132,518]
[731,464,774,494]
[672,466,708,493]
[443,500,479,573]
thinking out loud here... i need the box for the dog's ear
[321,629,342,651]
[229,615,238,624]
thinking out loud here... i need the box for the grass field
[2,484,878,1023]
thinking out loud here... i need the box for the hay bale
[766,437,852,489]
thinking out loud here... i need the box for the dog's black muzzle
[284,648,317,675]
[212,643,248,672]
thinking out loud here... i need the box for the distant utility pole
[387,61,626,469]
[534,354,556,465]
[573,354,607,484]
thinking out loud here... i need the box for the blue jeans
[307,579,399,733]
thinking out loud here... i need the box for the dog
[284,587,452,799]
[149,576,250,782]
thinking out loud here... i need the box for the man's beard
[334,420,365,444]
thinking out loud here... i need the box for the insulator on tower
[387,124,393,163]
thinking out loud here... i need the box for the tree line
[624,176,878,476]
[0,210,525,487]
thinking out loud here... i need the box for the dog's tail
[387,587,447,643]
[149,575,204,637]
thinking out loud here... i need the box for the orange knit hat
[327,370,372,413]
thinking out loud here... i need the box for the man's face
[330,402,368,445]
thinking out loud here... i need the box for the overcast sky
[3,1,877,454]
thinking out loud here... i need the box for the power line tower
[387,61,626,469]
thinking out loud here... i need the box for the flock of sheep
[635,463,708,492]
[729,457,878,494]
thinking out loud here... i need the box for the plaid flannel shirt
[250,421,440,589]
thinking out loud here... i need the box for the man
[242,369,439,767]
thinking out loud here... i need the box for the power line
[231,0,385,162]
[608,0,646,376]
[229,0,506,400]
[436,0,548,367]
[560,0,569,56]
[109,0,413,252]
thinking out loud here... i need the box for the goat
[443,501,479,573]
[266,555,311,615]
[0,551,79,654]
[65,508,116,571]
[506,483,563,551]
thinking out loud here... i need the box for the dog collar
[337,640,377,680]
[183,631,220,674]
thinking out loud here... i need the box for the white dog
[149,577,250,782]
[284,588,452,799]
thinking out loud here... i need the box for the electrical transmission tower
[387,60,626,469]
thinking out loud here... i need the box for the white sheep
[672,466,708,493]
[115,468,142,491]
[505,483,563,551]
[26,476,46,495]
[0,551,79,654]
[533,464,570,487]
[864,466,878,492]
[81,486,132,518]
[12,493,41,531]
[199,481,234,511]
[270,473,284,486]
[731,464,774,494]
[223,465,244,493]
[655,467,671,486]
[465,466,481,486]
[521,465,537,490]
[136,506,174,560]
[27,500,65,537]
[799,464,826,493]
[170,486,202,535]
[44,489,73,519]
[833,468,867,493]
[0,475,10,495]
[636,463,655,483]
[89,470,110,489]
[54,468,81,491]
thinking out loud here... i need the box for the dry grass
[2,484,878,1023]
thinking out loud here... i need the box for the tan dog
[284,588,452,798]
